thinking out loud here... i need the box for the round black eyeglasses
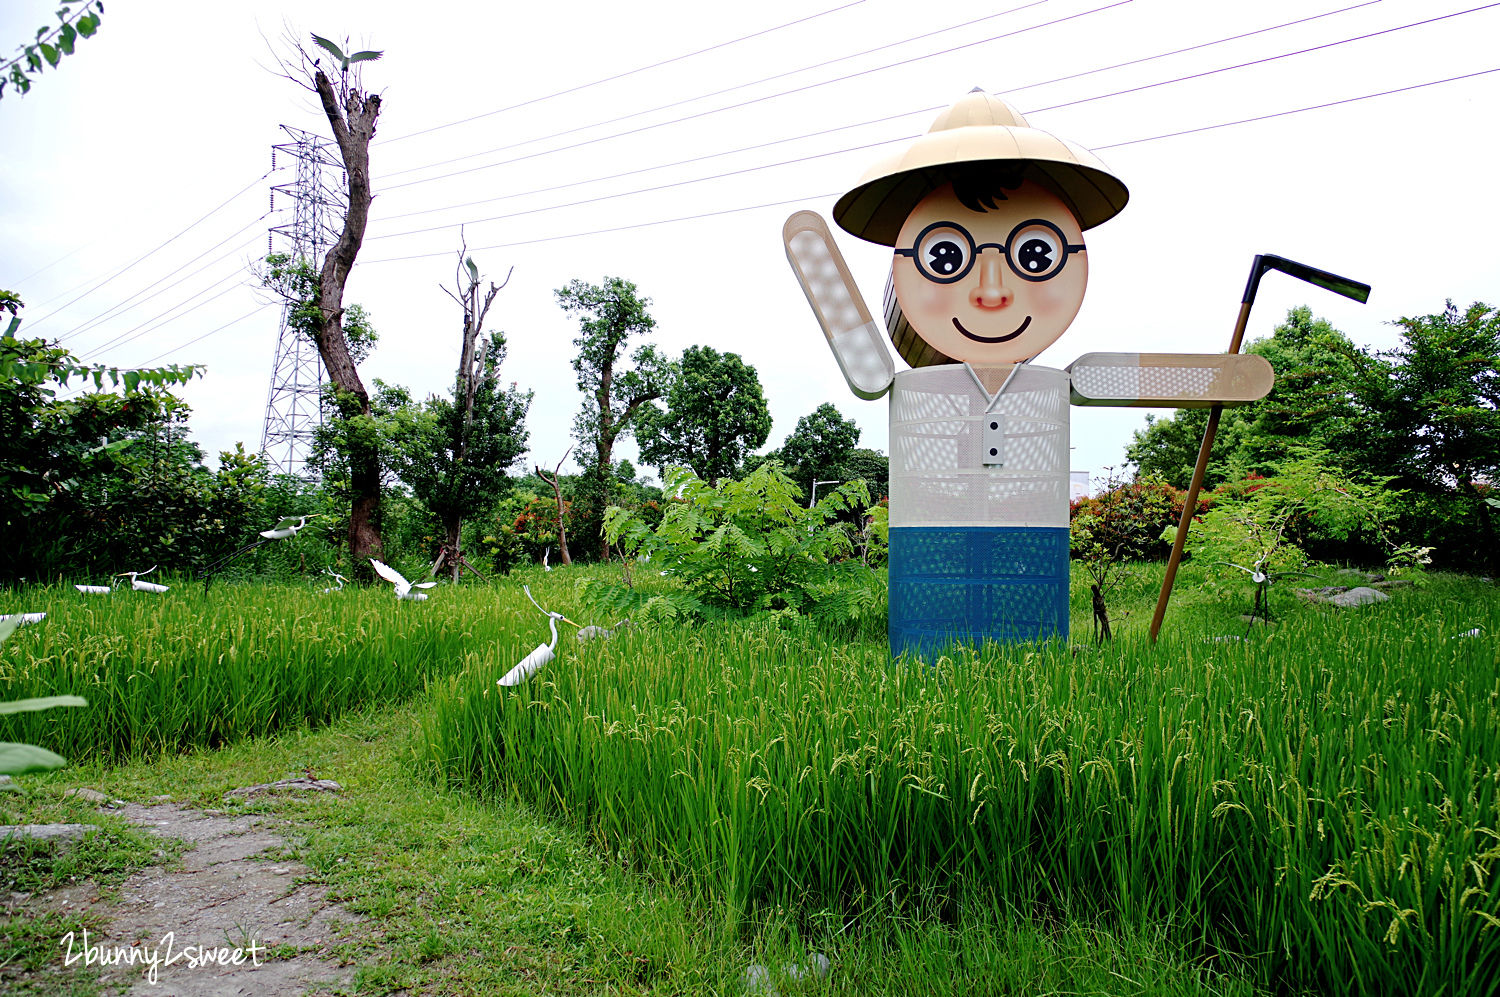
[894,218,1085,284]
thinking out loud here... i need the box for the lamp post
[809,479,840,509]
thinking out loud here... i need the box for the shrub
[586,462,884,631]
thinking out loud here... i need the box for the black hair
[949,162,1025,213]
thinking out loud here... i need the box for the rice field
[4,566,1498,994]
[421,570,1500,996]
[0,577,525,759]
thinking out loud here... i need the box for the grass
[1,560,1495,994]
[423,563,1500,995]
[5,695,1249,995]
[0,577,510,759]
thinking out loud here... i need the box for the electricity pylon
[259,125,345,477]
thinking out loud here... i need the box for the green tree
[0,333,209,580]
[1,0,102,101]
[840,447,889,502]
[766,403,862,501]
[637,345,770,485]
[556,276,671,559]
[385,333,531,580]
[557,277,671,473]
[1128,306,1360,489]
[1344,301,1500,569]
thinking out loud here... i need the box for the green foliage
[259,254,379,366]
[1070,472,1188,563]
[1187,451,1408,618]
[383,331,531,554]
[1070,471,1185,639]
[1128,306,1357,489]
[1,1,103,101]
[0,618,86,779]
[759,402,863,500]
[636,345,771,483]
[589,462,883,628]
[0,335,255,581]
[557,276,670,470]
[1131,302,1500,570]
[430,570,1500,997]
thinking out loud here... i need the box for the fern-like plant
[586,462,883,628]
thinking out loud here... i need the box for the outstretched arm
[783,210,894,400]
[1066,352,1273,408]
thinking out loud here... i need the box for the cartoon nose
[969,251,1013,309]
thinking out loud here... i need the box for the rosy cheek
[907,282,960,328]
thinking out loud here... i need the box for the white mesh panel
[889,365,1070,528]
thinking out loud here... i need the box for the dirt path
[20,801,357,995]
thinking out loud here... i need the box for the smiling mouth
[954,315,1031,343]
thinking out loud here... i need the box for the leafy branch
[1,1,104,100]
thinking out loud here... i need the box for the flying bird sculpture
[260,514,319,540]
[370,559,437,601]
[310,33,383,73]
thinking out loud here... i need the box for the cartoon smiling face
[891,179,1088,365]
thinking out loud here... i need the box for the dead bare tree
[273,32,385,572]
[433,235,513,581]
[536,447,574,566]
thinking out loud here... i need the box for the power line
[364,2,1483,249]
[377,0,872,145]
[366,135,911,243]
[140,304,273,367]
[1095,64,1500,151]
[375,0,1129,193]
[84,270,252,362]
[13,242,92,287]
[1028,1,1500,115]
[73,236,265,358]
[360,63,1499,265]
[1003,0,1382,96]
[23,169,277,331]
[362,0,1390,236]
[56,217,273,345]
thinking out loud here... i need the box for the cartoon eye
[917,225,972,280]
[1009,223,1065,279]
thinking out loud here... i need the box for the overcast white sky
[4,0,1497,490]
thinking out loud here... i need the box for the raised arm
[783,210,894,400]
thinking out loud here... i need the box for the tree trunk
[1090,583,1112,642]
[538,450,573,566]
[312,69,383,570]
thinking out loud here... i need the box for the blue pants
[888,526,1070,658]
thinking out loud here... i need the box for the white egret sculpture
[199,514,326,591]
[576,618,631,643]
[1217,560,1314,621]
[74,584,111,595]
[497,586,580,687]
[370,559,437,601]
[118,567,169,593]
[321,568,349,593]
[542,546,552,571]
[0,613,46,626]
[260,514,320,540]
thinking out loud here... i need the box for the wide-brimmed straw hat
[832,89,1129,246]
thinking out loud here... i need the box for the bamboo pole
[1148,297,1255,642]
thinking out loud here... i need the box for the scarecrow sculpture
[784,89,1274,656]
